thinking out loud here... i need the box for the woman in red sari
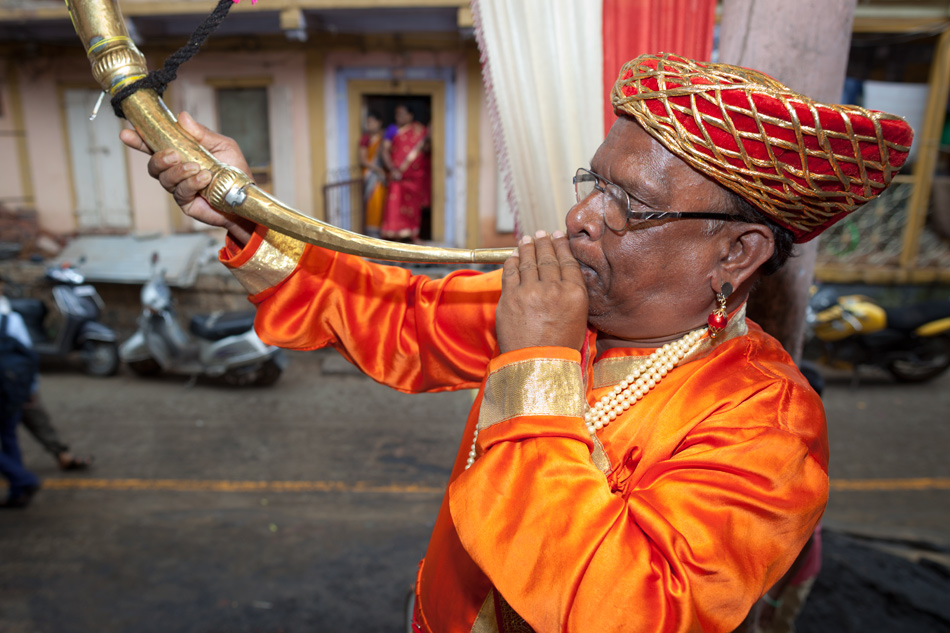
[381,104,430,242]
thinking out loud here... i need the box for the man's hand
[496,230,589,354]
[119,112,256,245]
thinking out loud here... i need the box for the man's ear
[718,223,775,288]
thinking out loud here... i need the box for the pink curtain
[602,0,717,135]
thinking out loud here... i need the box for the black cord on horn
[110,0,235,119]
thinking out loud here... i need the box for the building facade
[0,0,516,254]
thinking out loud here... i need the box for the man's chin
[585,293,611,320]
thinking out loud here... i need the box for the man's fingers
[531,231,562,282]
[158,166,210,204]
[178,111,207,141]
[176,172,212,204]
[516,234,540,281]
[154,157,194,189]
[119,128,151,154]
[501,245,521,291]
[552,230,584,286]
[179,111,223,155]
[181,111,228,155]
[146,149,183,179]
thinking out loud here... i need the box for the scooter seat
[885,299,950,333]
[9,298,47,324]
[189,311,256,341]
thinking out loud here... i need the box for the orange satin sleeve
[222,230,503,393]
[448,347,828,633]
[220,228,259,263]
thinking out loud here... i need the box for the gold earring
[707,282,733,338]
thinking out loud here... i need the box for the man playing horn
[122,53,912,633]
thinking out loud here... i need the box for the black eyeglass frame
[573,167,750,232]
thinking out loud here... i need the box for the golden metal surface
[66,0,511,264]
[477,358,585,430]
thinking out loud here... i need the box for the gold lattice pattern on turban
[611,53,914,243]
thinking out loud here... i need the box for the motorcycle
[120,253,286,386]
[804,284,950,384]
[9,262,120,377]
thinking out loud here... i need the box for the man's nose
[565,196,606,241]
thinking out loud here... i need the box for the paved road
[819,364,950,548]
[1,349,948,632]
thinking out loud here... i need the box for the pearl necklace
[465,326,708,470]
[583,327,706,435]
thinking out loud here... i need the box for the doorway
[346,79,446,243]
[361,94,433,240]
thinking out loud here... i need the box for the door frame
[346,79,445,241]
[326,64,460,245]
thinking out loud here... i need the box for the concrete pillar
[718,0,857,363]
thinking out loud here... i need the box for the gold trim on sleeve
[230,231,306,296]
[477,358,585,431]
[590,434,612,474]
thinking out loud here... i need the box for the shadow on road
[800,530,950,633]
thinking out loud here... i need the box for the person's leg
[20,394,92,470]
[21,397,70,456]
[0,410,40,506]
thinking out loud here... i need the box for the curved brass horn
[66,0,511,264]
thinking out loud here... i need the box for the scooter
[804,284,950,384]
[9,262,120,377]
[119,253,286,386]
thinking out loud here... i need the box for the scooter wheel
[222,359,283,387]
[81,340,120,377]
[128,358,162,376]
[253,358,283,387]
[886,334,950,383]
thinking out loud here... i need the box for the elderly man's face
[566,117,733,341]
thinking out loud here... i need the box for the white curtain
[472,0,604,236]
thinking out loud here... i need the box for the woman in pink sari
[381,104,430,242]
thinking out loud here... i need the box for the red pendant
[708,311,727,331]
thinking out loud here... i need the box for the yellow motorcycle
[805,285,950,383]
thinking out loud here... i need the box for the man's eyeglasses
[573,167,748,232]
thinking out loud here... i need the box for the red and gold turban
[611,53,914,243]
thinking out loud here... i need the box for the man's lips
[568,241,590,268]
[575,261,599,294]
[576,260,596,275]
[568,246,596,275]
[568,238,603,284]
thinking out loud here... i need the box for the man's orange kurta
[222,227,829,633]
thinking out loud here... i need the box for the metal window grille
[322,166,365,233]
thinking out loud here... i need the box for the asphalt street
[1,348,948,632]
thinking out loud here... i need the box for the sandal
[58,454,94,471]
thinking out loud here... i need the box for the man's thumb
[178,111,203,138]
